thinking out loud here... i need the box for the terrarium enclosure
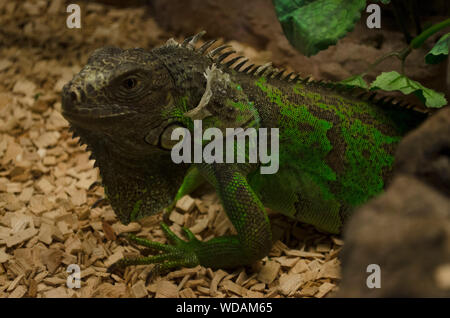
[0,0,449,299]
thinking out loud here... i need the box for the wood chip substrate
[0,1,342,298]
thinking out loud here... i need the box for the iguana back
[234,73,426,233]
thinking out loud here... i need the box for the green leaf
[370,71,447,108]
[339,75,369,89]
[273,0,366,56]
[374,0,390,4]
[425,33,450,64]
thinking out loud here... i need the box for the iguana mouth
[61,81,137,124]
[62,107,136,121]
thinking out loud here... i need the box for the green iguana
[61,31,427,274]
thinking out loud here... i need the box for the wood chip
[155,280,178,298]
[103,251,124,268]
[317,258,341,279]
[38,223,54,245]
[0,249,11,263]
[111,222,141,235]
[274,256,298,268]
[316,282,336,298]
[290,259,309,274]
[34,131,60,148]
[175,195,196,213]
[5,227,38,247]
[131,280,148,298]
[102,221,116,241]
[167,267,200,280]
[298,285,319,297]
[210,270,228,296]
[257,261,280,284]
[222,279,245,296]
[331,236,344,246]
[179,288,197,298]
[278,273,303,296]
[284,249,324,258]
[8,285,27,298]
[65,235,82,255]
[28,279,38,297]
[43,286,69,298]
[316,242,331,253]
[40,249,63,274]
[12,80,36,96]
[168,210,185,226]
[246,290,264,298]
[7,274,24,292]
[189,217,209,234]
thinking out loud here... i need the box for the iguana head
[61,31,256,224]
[62,46,183,153]
[61,45,198,224]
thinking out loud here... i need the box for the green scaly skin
[61,32,428,275]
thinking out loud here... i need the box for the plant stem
[391,0,412,43]
[356,16,450,82]
[410,0,422,35]
[362,52,400,77]
[410,18,450,49]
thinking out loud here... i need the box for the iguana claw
[107,223,200,278]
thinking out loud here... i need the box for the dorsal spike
[248,67,258,75]
[234,58,249,71]
[242,64,255,73]
[274,70,285,80]
[393,100,401,106]
[224,56,245,68]
[375,96,388,104]
[282,71,294,81]
[181,35,194,47]
[216,50,236,64]
[208,44,232,57]
[265,70,276,78]
[254,63,273,76]
[188,31,206,48]
[291,74,301,82]
[301,76,311,83]
[198,39,217,54]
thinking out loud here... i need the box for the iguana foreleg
[109,163,273,274]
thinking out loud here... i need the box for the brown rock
[394,107,450,196]
[337,176,450,297]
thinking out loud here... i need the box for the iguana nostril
[68,89,81,103]
[70,91,78,102]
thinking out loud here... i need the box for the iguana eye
[122,77,138,89]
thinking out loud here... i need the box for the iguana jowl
[61,32,426,273]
